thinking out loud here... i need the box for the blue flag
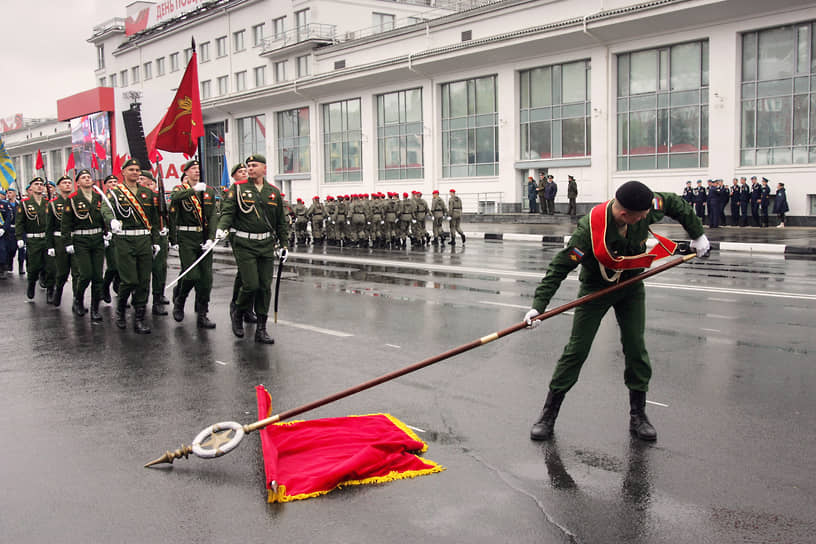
[0,135,17,191]
[221,153,230,188]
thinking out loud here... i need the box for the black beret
[245,154,266,164]
[122,158,142,170]
[182,159,199,172]
[75,169,92,182]
[615,180,654,212]
[230,163,247,176]
[104,175,119,183]
[140,170,156,181]
[57,175,72,183]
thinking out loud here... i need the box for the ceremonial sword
[145,252,699,467]
[164,235,222,292]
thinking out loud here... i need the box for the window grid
[274,61,287,83]
[253,23,265,47]
[254,66,266,87]
[217,75,228,96]
[616,40,709,171]
[237,115,266,162]
[322,98,362,182]
[199,41,210,62]
[235,71,247,92]
[143,61,152,80]
[520,60,591,161]
[740,22,816,166]
[377,88,424,180]
[441,75,499,177]
[170,52,180,72]
[156,57,165,76]
[216,36,227,57]
[233,29,245,52]
[277,107,311,174]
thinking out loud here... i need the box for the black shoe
[530,390,566,441]
[133,305,151,334]
[195,302,216,329]
[172,297,185,322]
[230,306,245,338]
[158,295,171,305]
[153,303,168,316]
[629,390,657,441]
[243,309,258,323]
[101,274,113,303]
[90,297,103,323]
[254,315,275,344]
[112,275,120,295]
[46,286,55,305]
[115,297,127,329]
[460,233,466,244]
[72,297,87,317]
[26,281,36,300]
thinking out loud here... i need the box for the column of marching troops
[681,175,789,229]
[0,154,289,344]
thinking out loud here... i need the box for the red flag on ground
[147,40,204,157]
[65,151,75,172]
[94,140,107,160]
[35,149,44,170]
[254,385,444,503]
[91,154,99,170]
[112,154,122,176]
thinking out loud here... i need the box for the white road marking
[705,314,737,320]
[646,400,669,408]
[276,319,353,337]
[385,343,401,349]
[707,297,736,303]
[479,301,528,309]
[701,328,721,332]
[215,360,229,366]
[406,425,426,433]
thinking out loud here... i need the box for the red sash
[181,181,204,224]
[589,201,677,271]
[117,183,152,230]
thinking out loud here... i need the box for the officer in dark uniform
[718,179,728,226]
[738,177,750,226]
[692,180,706,220]
[6,187,23,274]
[759,177,771,227]
[0,189,11,279]
[750,176,761,226]
[682,181,693,205]
[707,180,720,228]
[729,178,741,226]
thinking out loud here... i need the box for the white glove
[446,216,452,221]
[152,244,161,257]
[170,244,179,251]
[193,182,206,192]
[110,219,123,234]
[103,232,112,242]
[690,234,711,258]
[159,227,169,236]
[47,248,56,257]
[346,220,351,225]
[380,220,384,225]
[524,308,541,328]
[104,239,109,248]
[200,239,215,251]
[17,239,25,249]
[0,228,4,237]
[215,228,227,240]
[366,221,371,225]
[412,219,417,224]
[276,247,288,263]
[65,245,75,255]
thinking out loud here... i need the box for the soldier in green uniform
[384,193,399,248]
[293,198,309,245]
[226,163,257,324]
[334,195,349,247]
[524,181,711,442]
[46,175,78,307]
[324,196,337,245]
[370,193,385,248]
[306,196,325,245]
[138,171,170,316]
[413,191,430,246]
[447,189,465,246]
[397,192,416,249]
[62,169,107,322]
[349,194,368,248]
[16,177,52,301]
[170,160,217,328]
[430,190,447,246]
[216,155,289,344]
[100,175,119,304]
[101,159,160,334]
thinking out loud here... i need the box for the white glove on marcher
[524,308,541,328]
[446,216,452,221]
[367,221,371,225]
[193,182,206,192]
[380,220,384,225]
[103,232,112,242]
[47,248,56,257]
[152,244,161,257]
[104,239,109,248]
[110,219,123,234]
[200,239,215,251]
[0,228,4,238]
[159,227,169,236]
[170,244,179,251]
[690,234,711,258]
[412,219,417,224]
[276,247,288,263]
[215,228,227,240]
[65,245,75,255]
[17,240,25,249]
[346,220,351,225]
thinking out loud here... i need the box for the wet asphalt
[1,235,815,543]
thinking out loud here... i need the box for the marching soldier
[138,171,170,316]
[306,196,325,245]
[170,160,217,328]
[45,175,77,306]
[293,198,309,245]
[738,177,750,227]
[216,154,289,344]
[334,194,349,247]
[15,177,52,301]
[100,175,120,303]
[430,190,447,246]
[397,192,416,249]
[101,158,160,334]
[370,193,386,248]
[447,189,465,246]
[349,194,368,248]
[384,193,399,248]
[5,188,23,275]
[729,178,741,226]
[227,163,256,325]
[567,175,578,218]
[414,191,430,246]
[759,177,771,227]
[0,189,11,279]
[62,169,107,321]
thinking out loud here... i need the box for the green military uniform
[46,191,79,306]
[306,197,325,243]
[447,191,465,245]
[169,171,217,327]
[293,200,309,245]
[370,194,385,248]
[430,192,447,244]
[532,191,703,393]
[334,197,349,245]
[325,197,337,244]
[413,193,430,245]
[16,181,52,300]
[62,184,106,321]
[217,155,288,342]
[384,194,399,247]
[349,196,368,246]
[398,194,416,247]
[101,164,160,333]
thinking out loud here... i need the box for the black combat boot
[158,295,171,305]
[152,295,168,316]
[460,233,466,244]
[195,302,216,329]
[530,390,566,441]
[101,273,113,303]
[230,305,245,338]
[172,295,186,322]
[52,282,64,307]
[243,308,258,323]
[133,305,151,334]
[72,295,87,316]
[46,285,55,305]
[90,295,103,323]
[254,315,275,344]
[115,296,127,329]
[629,390,657,441]
[26,281,36,300]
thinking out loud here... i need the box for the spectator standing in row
[527,177,538,213]
[773,182,789,228]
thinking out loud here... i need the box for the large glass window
[296,55,309,77]
[295,9,309,41]
[201,80,211,99]
[441,75,498,177]
[277,107,310,174]
[741,22,816,165]
[373,13,395,33]
[273,17,285,39]
[237,115,266,161]
[617,41,709,170]
[377,88,424,179]
[322,99,362,182]
[520,60,591,160]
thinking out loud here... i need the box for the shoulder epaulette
[234,180,249,185]
[21,197,29,201]
[68,191,78,199]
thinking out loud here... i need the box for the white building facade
[6,0,816,219]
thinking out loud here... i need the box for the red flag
[147,43,204,157]
[65,151,75,172]
[91,154,99,170]
[112,154,122,176]
[94,140,107,160]
[35,149,44,170]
